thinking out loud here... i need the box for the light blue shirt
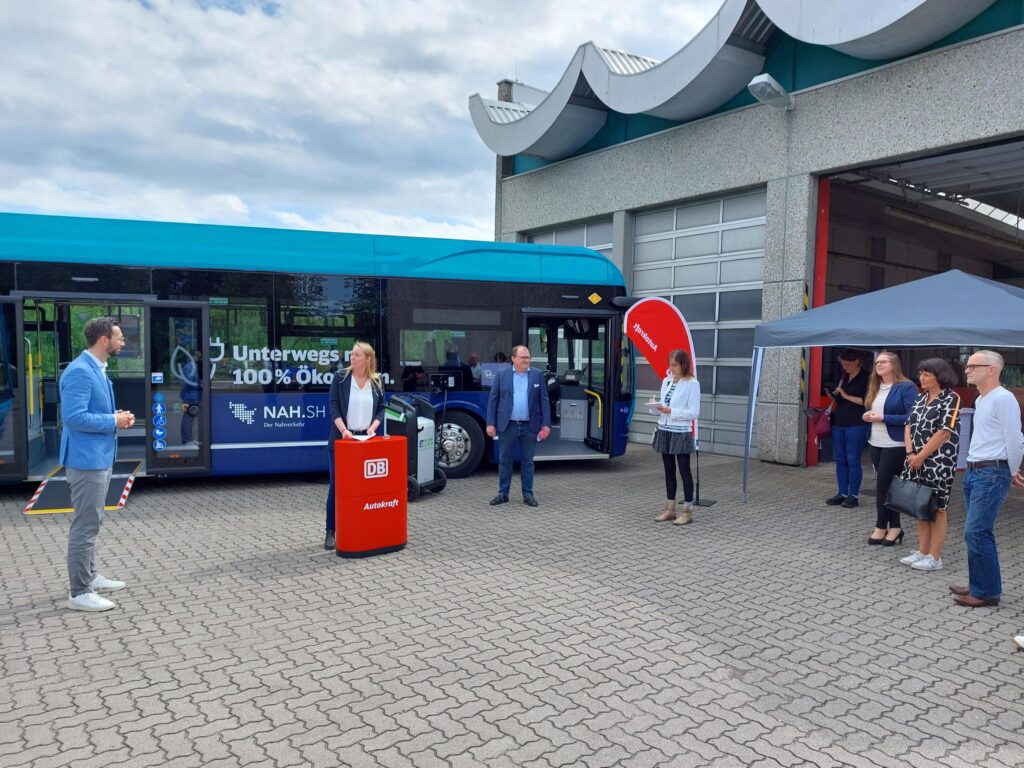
[511,369,529,421]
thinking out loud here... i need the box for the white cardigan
[656,376,700,432]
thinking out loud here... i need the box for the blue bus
[0,212,634,485]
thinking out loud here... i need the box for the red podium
[333,436,408,558]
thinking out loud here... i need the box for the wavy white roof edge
[469,0,998,160]
[758,0,997,59]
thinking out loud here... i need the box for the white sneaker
[900,551,925,566]
[1014,635,1024,651]
[67,592,116,612]
[89,574,126,592]
[911,555,943,571]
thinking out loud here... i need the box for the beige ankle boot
[655,500,677,522]
[673,503,693,525]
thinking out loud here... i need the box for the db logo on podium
[364,458,388,478]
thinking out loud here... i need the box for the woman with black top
[826,350,869,509]
[323,341,385,550]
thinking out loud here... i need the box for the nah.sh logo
[228,402,256,425]
[364,459,388,479]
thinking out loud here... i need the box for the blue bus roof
[0,212,625,287]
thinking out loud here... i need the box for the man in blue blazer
[61,317,135,612]
[486,345,551,506]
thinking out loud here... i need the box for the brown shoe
[673,507,693,525]
[948,584,970,597]
[953,594,1000,608]
[655,501,677,522]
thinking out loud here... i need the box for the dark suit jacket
[328,372,385,448]
[486,366,551,434]
[879,380,918,442]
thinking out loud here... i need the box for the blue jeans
[832,424,869,496]
[962,466,1011,599]
[498,421,538,497]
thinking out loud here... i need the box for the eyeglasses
[874,360,891,366]
[964,364,993,371]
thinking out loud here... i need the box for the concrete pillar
[611,210,634,293]
[757,173,818,465]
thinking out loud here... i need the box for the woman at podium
[324,342,384,549]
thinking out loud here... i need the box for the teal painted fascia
[0,212,625,287]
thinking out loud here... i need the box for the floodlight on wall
[747,74,794,111]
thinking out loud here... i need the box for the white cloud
[0,0,719,240]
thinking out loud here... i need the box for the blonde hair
[344,341,382,392]
[865,350,911,406]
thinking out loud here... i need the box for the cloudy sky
[0,0,718,241]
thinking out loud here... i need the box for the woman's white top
[868,383,902,448]
[346,377,375,431]
[656,376,700,432]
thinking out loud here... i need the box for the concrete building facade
[470,0,1024,464]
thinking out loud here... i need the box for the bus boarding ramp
[24,460,140,515]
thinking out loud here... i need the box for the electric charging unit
[385,394,447,501]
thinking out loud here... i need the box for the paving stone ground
[1,445,1023,768]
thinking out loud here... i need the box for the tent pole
[742,347,765,503]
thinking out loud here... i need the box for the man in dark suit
[486,345,551,507]
[61,317,135,612]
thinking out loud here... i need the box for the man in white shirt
[949,351,1023,608]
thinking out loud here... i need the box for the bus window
[274,275,379,392]
[155,269,273,393]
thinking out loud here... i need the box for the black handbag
[884,475,939,521]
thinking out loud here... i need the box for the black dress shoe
[841,496,859,508]
[826,494,846,506]
[490,494,509,506]
[523,495,539,507]
[323,530,335,550]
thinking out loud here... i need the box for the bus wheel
[437,412,483,478]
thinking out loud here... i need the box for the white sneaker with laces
[911,555,943,571]
[90,574,126,592]
[900,551,925,566]
[67,592,116,612]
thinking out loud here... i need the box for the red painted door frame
[806,177,830,466]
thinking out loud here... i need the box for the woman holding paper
[324,341,385,549]
[652,349,701,525]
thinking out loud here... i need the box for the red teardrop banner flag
[624,296,699,439]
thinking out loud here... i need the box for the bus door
[523,310,613,457]
[0,297,27,482]
[144,301,211,474]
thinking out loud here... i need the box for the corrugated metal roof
[468,0,997,161]
[733,1,775,48]
[596,47,660,75]
[483,100,533,125]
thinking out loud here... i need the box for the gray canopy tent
[743,269,1024,500]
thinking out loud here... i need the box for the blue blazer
[59,351,117,470]
[486,366,552,434]
[879,380,918,442]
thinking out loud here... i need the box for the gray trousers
[66,467,112,597]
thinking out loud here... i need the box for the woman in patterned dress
[899,358,961,572]
[652,349,701,525]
